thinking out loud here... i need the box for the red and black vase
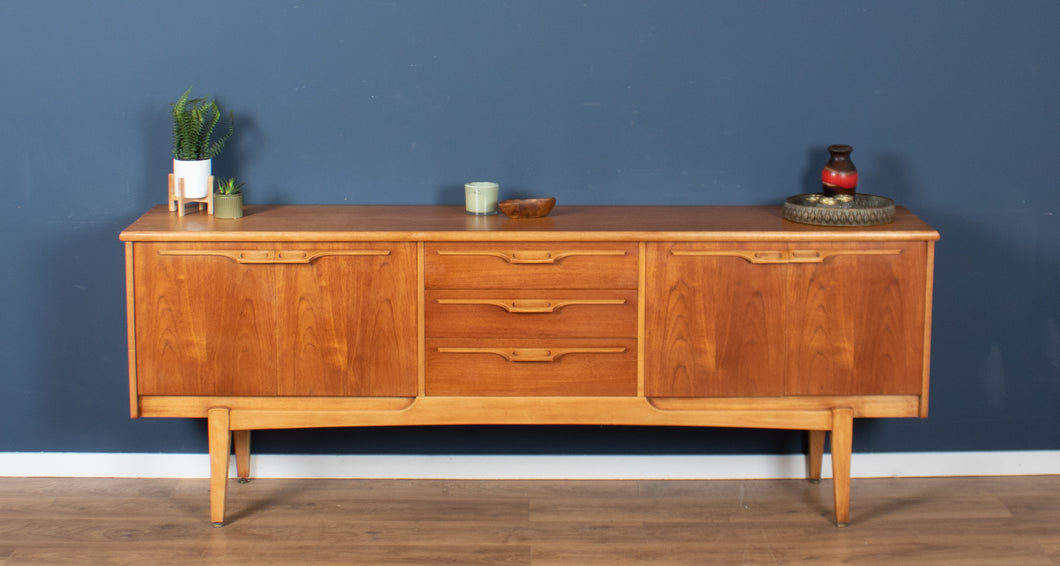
[821,144,858,196]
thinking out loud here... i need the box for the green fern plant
[216,177,244,195]
[171,88,234,161]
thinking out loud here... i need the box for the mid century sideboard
[120,205,938,526]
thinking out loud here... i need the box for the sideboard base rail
[138,394,921,421]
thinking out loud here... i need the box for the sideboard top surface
[121,205,939,242]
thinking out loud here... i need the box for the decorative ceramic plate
[783,193,895,226]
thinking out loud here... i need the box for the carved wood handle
[436,249,626,264]
[435,298,626,313]
[671,249,901,264]
[158,249,390,264]
[437,347,626,362]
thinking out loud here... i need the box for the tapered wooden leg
[234,430,252,483]
[807,429,826,484]
[830,408,854,527]
[207,407,231,527]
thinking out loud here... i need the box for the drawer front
[426,338,637,396]
[426,289,637,339]
[424,242,638,289]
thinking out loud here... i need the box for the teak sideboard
[120,205,939,526]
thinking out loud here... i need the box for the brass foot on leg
[808,478,821,485]
[212,522,225,528]
[238,477,252,484]
[836,521,849,528]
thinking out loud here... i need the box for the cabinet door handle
[436,249,626,264]
[158,249,390,264]
[671,249,900,264]
[437,347,626,362]
[436,298,626,313]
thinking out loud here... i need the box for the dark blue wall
[1,1,1057,456]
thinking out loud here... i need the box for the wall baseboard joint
[2,451,1058,480]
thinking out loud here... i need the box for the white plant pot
[173,159,212,199]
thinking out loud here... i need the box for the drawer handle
[437,347,626,362]
[511,250,554,263]
[436,298,626,313]
[158,249,390,264]
[671,249,901,264]
[436,249,626,264]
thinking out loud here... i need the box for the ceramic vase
[821,145,858,196]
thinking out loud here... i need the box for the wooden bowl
[498,197,556,219]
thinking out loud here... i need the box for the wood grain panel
[277,243,418,396]
[785,241,927,395]
[132,242,418,397]
[646,241,929,398]
[426,338,637,396]
[644,243,786,397]
[424,242,638,289]
[133,243,279,396]
[425,289,636,338]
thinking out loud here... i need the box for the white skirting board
[1,451,1058,479]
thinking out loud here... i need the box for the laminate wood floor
[0,475,1057,565]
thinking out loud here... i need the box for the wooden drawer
[424,242,638,289]
[425,338,637,396]
[425,289,637,338]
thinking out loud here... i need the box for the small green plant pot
[214,193,244,219]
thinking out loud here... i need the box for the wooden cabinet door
[645,243,787,397]
[277,243,418,396]
[783,241,927,396]
[133,242,417,397]
[645,242,929,397]
[133,243,280,396]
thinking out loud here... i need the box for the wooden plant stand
[168,174,214,216]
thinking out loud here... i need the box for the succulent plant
[215,177,244,195]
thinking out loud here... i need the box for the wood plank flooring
[0,475,1057,565]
